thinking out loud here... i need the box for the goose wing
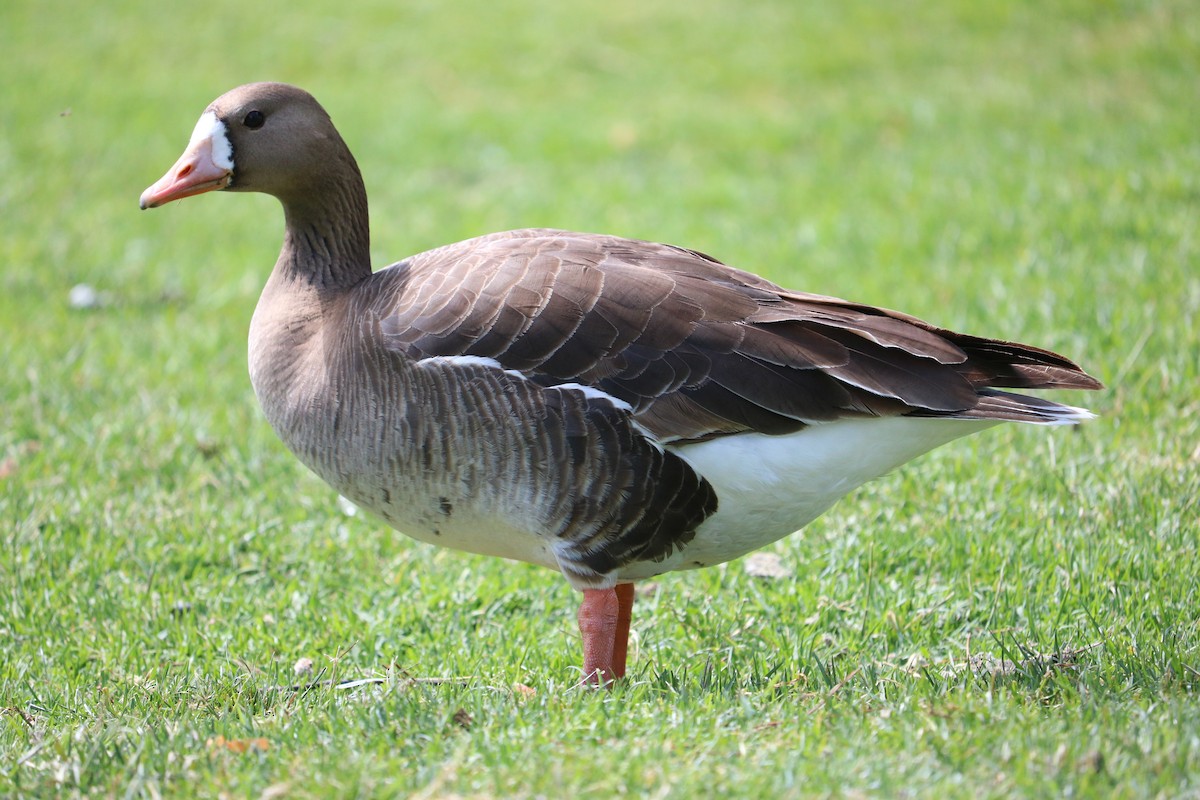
[374,228,1100,444]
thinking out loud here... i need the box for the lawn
[2,0,1199,796]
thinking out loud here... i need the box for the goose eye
[243,110,265,129]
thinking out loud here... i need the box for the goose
[140,82,1101,685]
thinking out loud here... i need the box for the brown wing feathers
[377,229,1100,443]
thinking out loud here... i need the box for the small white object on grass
[68,283,103,309]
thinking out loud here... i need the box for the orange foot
[577,583,636,686]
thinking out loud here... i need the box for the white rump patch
[189,110,234,170]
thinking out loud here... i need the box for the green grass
[3,0,1199,796]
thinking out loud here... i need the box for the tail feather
[949,335,1104,392]
[908,389,1096,426]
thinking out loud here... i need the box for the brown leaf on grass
[511,683,537,700]
[452,708,473,729]
[194,436,222,458]
[744,552,793,579]
[207,735,270,754]
[0,441,41,480]
[1076,750,1106,774]
[937,642,1101,679]
[3,706,37,730]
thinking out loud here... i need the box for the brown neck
[276,158,373,291]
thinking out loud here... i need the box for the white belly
[615,416,995,580]
[336,415,994,585]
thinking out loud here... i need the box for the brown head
[140,82,372,285]
[139,82,362,210]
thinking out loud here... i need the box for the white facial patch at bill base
[188,110,234,170]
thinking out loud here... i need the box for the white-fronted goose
[141,83,1101,685]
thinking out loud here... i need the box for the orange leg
[611,583,636,679]
[577,584,636,685]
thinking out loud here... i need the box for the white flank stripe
[552,382,633,412]
[414,358,633,412]
[416,355,505,370]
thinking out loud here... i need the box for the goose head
[139,82,354,210]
